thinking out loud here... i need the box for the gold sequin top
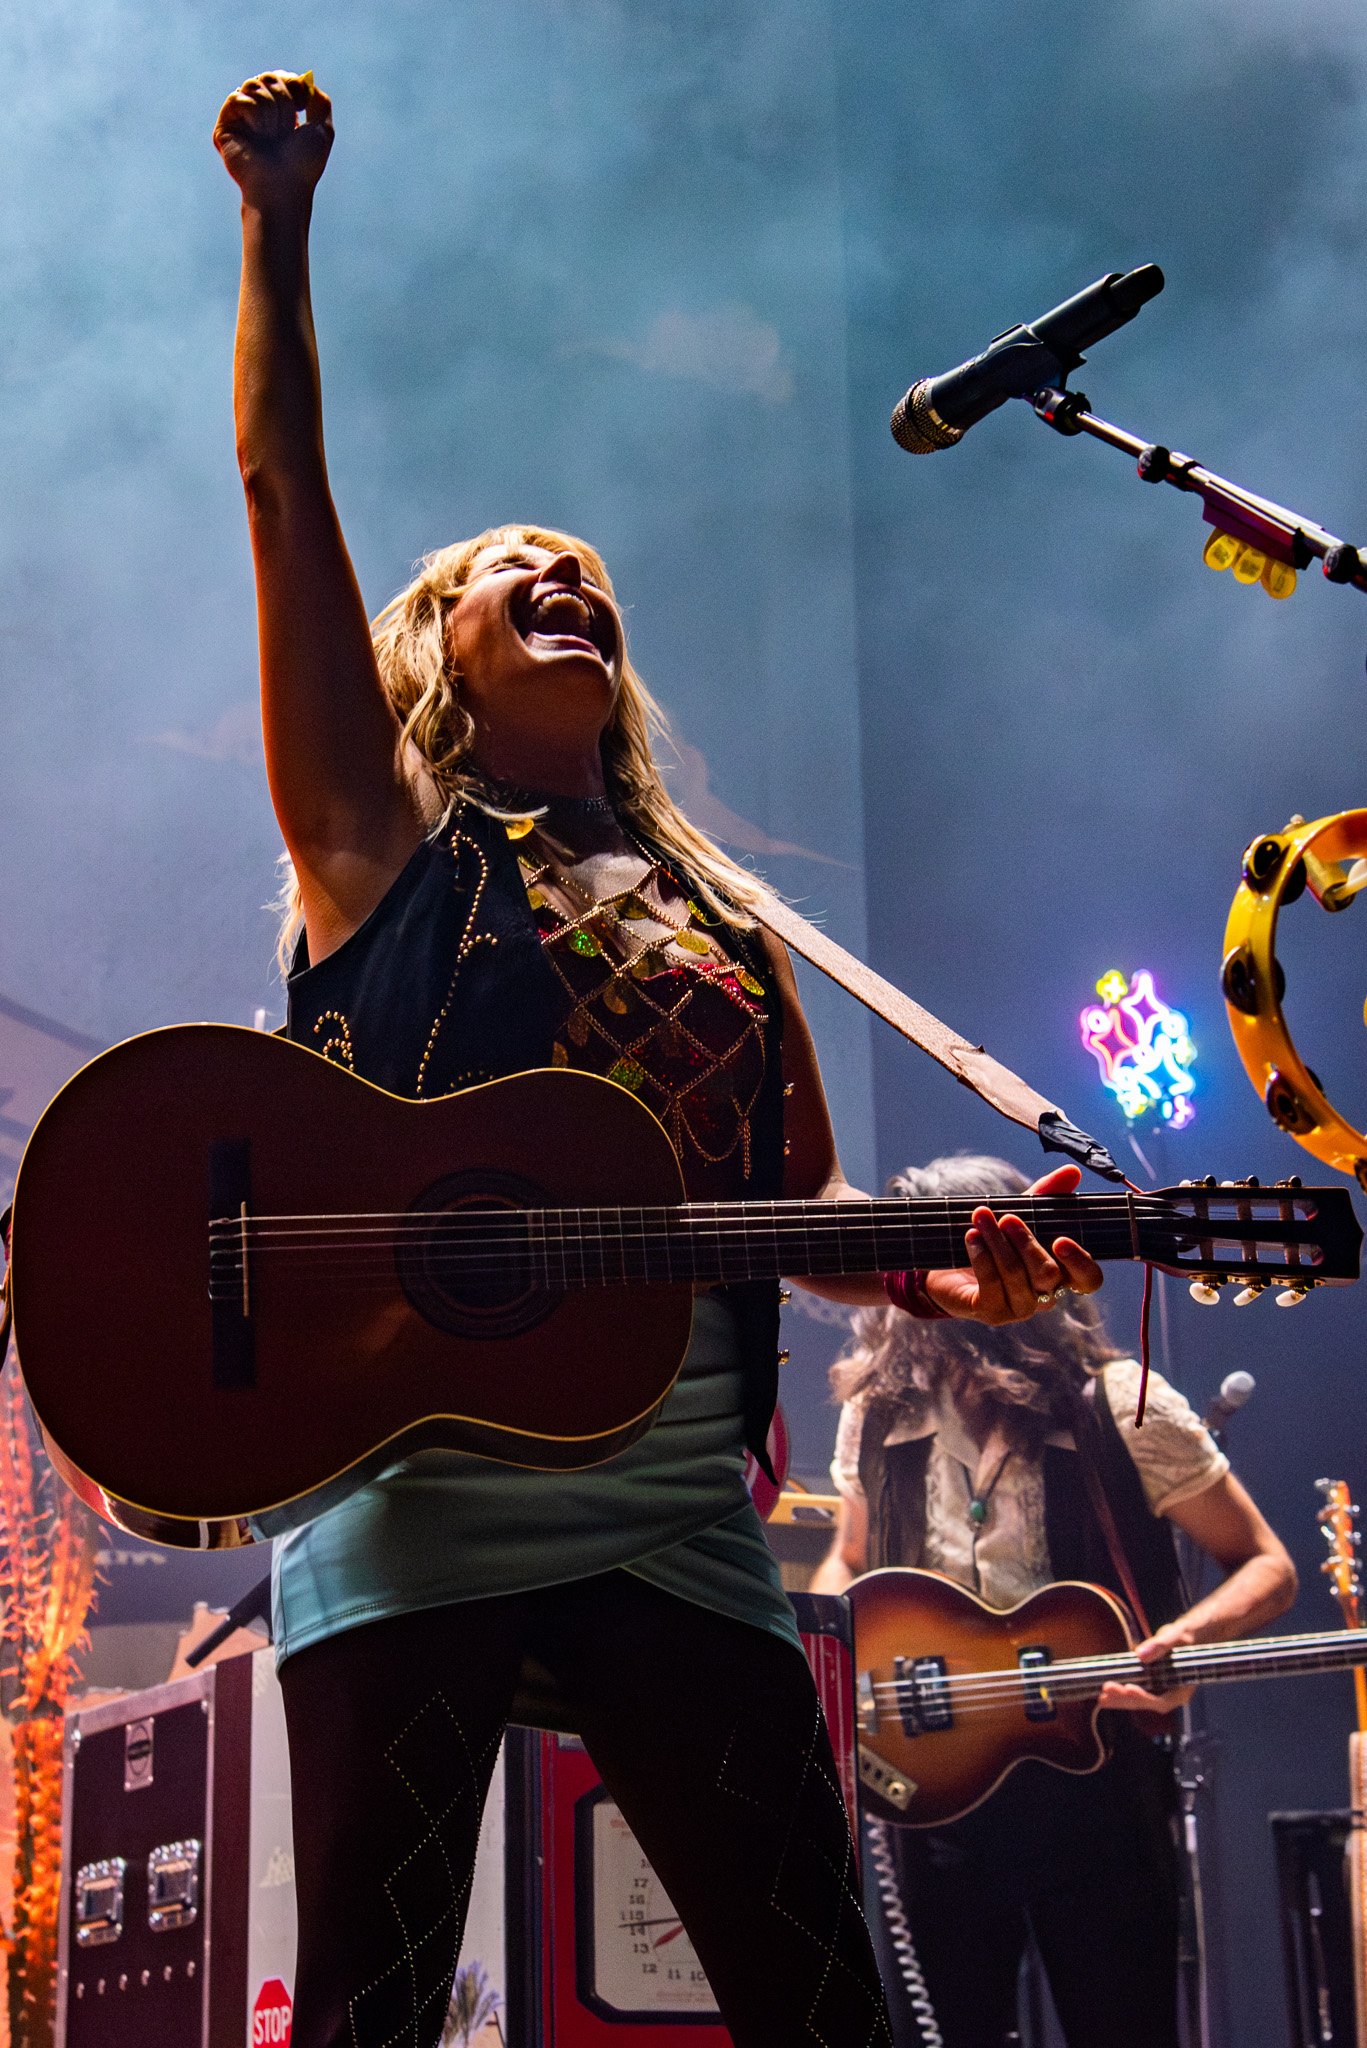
[514,824,770,1201]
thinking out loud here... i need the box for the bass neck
[948,1627,1367,1709]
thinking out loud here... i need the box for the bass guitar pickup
[892,1654,953,1736]
[1019,1645,1057,1722]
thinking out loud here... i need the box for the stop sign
[252,1978,293,2047]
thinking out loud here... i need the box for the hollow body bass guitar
[851,1568,1367,1827]
[8,1025,1361,1549]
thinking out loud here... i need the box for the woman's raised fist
[213,72,334,207]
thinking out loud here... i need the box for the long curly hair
[830,1154,1124,1451]
[276,522,771,971]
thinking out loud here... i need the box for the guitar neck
[985,1628,1367,1706]
[513,1193,1144,1286]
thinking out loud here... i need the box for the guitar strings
[867,1621,1362,1688]
[865,1627,1366,1713]
[203,1191,1285,1231]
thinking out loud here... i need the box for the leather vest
[286,796,788,1470]
[857,1373,1186,1627]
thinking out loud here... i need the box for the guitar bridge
[1019,1645,1056,1721]
[208,1139,256,1389]
[893,1654,952,1736]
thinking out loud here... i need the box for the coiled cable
[865,1816,945,2048]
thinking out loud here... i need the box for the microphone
[890,263,1165,454]
[1201,1370,1256,1437]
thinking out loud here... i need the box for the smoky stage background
[3,2,1367,2039]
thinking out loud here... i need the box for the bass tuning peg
[1275,1283,1312,1307]
[1189,1281,1222,1306]
[1233,1283,1266,1306]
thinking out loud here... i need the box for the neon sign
[1080,968,1197,1128]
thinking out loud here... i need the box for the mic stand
[1029,385,1367,595]
[1174,1547,1223,2048]
[183,1574,272,1668]
[1125,1123,1225,2048]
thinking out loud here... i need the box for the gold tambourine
[1223,809,1367,1185]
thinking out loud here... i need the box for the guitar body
[10,1026,693,1547]
[10,1024,1360,1552]
[849,1568,1135,1827]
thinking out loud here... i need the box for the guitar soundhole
[396,1171,554,1340]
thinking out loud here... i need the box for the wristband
[882,1268,950,1320]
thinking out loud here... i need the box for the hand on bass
[920,1164,1104,1326]
[213,71,334,209]
[1097,1619,1197,1715]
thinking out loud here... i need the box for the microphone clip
[1032,386,1092,437]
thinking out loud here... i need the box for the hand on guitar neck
[1098,1473,1296,1714]
[915,1163,1102,1325]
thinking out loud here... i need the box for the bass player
[812,1151,1298,2048]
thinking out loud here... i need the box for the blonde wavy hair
[276,523,772,972]
[831,1155,1124,1453]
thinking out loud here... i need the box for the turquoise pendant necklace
[967,1450,1012,1529]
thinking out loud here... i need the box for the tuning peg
[1275,1283,1312,1307]
[1233,1283,1266,1306]
[1189,1281,1222,1305]
[1273,1176,1304,1190]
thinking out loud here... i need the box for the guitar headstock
[1140,1177,1362,1306]
[1317,1478,1363,1630]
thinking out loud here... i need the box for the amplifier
[1270,1809,1360,2048]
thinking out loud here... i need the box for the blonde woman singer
[212,70,1103,2048]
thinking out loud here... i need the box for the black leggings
[279,1570,894,2048]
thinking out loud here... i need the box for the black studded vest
[285,797,788,1469]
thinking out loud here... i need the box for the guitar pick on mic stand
[1030,387,1367,609]
[891,261,1367,618]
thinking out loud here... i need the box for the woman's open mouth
[517,584,617,665]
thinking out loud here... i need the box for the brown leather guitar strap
[754,894,1125,1183]
[1069,1385,1154,1640]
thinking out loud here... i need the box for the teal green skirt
[264,1294,800,1670]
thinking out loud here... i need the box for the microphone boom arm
[1029,385,1367,596]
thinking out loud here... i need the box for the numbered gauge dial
[574,1787,719,2022]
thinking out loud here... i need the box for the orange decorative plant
[0,1366,100,2048]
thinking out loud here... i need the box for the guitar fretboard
[210,1186,1338,1295]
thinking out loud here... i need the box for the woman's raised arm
[214,73,430,959]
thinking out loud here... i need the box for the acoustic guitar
[851,1568,1367,1828]
[6,1024,1360,1550]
